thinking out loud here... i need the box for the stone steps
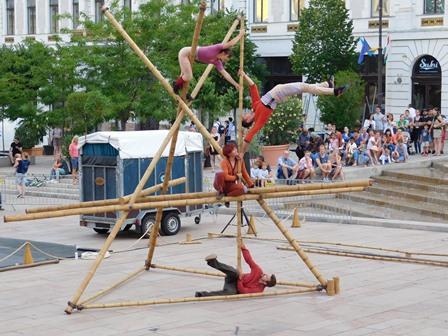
[368,184,448,206]
[382,170,448,185]
[432,161,448,174]
[308,198,439,223]
[338,192,448,221]
[374,176,448,193]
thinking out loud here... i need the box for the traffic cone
[291,208,301,228]
[179,232,201,245]
[247,216,257,235]
[23,242,34,265]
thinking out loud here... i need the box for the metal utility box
[78,130,203,236]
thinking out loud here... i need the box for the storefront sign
[415,55,441,75]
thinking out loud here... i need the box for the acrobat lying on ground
[173,30,245,93]
[195,243,276,297]
[239,70,348,154]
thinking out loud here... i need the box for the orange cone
[23,242,34,265]
[292,208,301,228]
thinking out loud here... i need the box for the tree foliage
[290,0,357,82]
[317,70,365,129]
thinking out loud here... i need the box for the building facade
[2,1,446,122]
[347,0,447,116]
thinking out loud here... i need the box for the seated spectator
[392,139,408,163]
[315,144,332,182]
[383,129,396,153]
[250,159,261,187]
[50,154,66,183]
[345,137,359,166]
[379,148,392,165]
[295,128,311,160]
[328,132,340,153]
[357,140,371,167]
[329,151,344,181]
[297,150,315,181]
[396,114,409,131]
[277,151,299,181]
[258,162,273,187]
[367,131,381,165]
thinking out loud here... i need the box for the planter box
[23,147,44,157]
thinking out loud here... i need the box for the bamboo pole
[101,7,223,158]
[5,186,366,223]
[277,246,448,268]
[248,179,371,194]
[25,177,186,214]
[64,99,185,314]
[235,17,245,273]
[79,267,146,305]
[80,288,318,310]
[150,264,318,288]
[257,198,328,288]
[146,1,207,271]
[209,233,448,259]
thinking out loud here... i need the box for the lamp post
[377,0,383,107]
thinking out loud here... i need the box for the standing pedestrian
[209,127,221,172]
[69,136,79,184]
[14,152,30,198]
[9,137,22,165]
[51,127,63,159]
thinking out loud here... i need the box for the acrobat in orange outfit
[239,71,347,154]
[213,143,254,197]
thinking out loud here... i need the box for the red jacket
[237,247,265,294]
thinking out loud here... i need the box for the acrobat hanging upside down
[239,71,348,154]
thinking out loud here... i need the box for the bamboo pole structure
[5,186,366,223]
[5,185,367,223]
[101,7,224,157]
[80,288,318,310]
[277,246,448,268]
[257,198,328,288]
[150,264,319,289]
[80,267,146,305]
[64,92,185,314]
[25,177,186,214]
[146,1,207,271]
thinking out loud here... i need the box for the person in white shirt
[408,104,416,119]
[297,151,315,181]
[258,162,273,187]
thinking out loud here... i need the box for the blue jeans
[51,168,65,180]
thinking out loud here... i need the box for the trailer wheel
[194,215,201,224]
[161,212,181,236]
[93,228,109,234]
[140,215,155,237]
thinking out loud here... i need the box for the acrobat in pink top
[196,43,225,71]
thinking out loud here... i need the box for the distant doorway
[412,55,441,109]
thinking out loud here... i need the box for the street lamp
[377,0,383,107]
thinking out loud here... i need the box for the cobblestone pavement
[1,207,448,335]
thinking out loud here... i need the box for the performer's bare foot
[334,85,348,97]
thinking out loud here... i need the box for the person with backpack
[14,152,30,198]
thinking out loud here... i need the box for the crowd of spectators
[292,105,446,179]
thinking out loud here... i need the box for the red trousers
[214,172,246,196]
[244,85,274,143]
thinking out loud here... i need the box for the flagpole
[377,0,383,107]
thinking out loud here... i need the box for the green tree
[66,91,110,135]
[317,70,364,129]
[290,0,356,82]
